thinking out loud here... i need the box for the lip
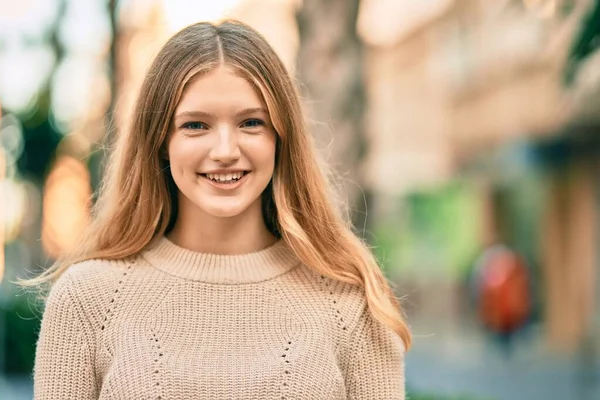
[202,169,250,174]
[197,171,250,191]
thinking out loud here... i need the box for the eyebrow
[174,107,268,121]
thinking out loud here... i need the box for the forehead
[175,65,266,112]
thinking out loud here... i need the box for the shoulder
[289,263,367,304]
[64,257,130,278]
[56,258,132,295]
[45,258,134,320]
[283,264,404,350]
[283,263,369,333]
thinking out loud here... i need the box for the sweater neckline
[141,236,300,284]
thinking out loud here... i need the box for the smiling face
[166,65,277,222]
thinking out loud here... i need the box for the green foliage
[1,293,41,374]
[372,181,481,279]
[565,0,600,84]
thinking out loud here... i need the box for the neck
[167,198,276,255]
[142,235,299,283]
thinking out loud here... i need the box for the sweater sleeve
[33,271,99,400]
[344,305,406,400]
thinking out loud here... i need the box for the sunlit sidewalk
[406,318,600,400]
[0,375,32,400]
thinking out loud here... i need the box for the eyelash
[181,122,207,130]
[180,119,265,130]
[242,119,265,128]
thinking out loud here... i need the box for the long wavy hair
[18,20,411,349]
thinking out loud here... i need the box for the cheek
[248,136,277,171]
[168,137,202,171]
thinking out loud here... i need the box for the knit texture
[33,236,405,399]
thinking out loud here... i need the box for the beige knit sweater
[33,236,405,399]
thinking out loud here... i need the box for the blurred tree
[88,0,119,195]
[0,0,67,377]
[565,0,600,84]
[296,0,369,233]
[16,0,67,182]
[1,294,40,374]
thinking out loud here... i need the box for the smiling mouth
[197,171,250,184]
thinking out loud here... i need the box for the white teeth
[205,172,244,182]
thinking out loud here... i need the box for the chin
[200,201,250,218]
[204,207,246,218]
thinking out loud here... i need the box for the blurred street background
[1,0,600,399]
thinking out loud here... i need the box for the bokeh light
[0,113,25,164]
[0,47,56,113]
[0,126,4,284]
[0,0,58,39]
[161,0,242,32]
[41,155,91,259]
[58,0,112,56]
[51,56,107,131]
[0,178,27,242]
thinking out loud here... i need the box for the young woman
[23,20,411,399]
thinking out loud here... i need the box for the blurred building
[359,0,599,354]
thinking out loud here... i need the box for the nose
[209,125,241,163]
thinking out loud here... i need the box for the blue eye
[242,119,264,128]
[182,121,207,130]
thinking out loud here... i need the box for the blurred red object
[474,245,531,335]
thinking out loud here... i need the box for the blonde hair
[18,20,411,349]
